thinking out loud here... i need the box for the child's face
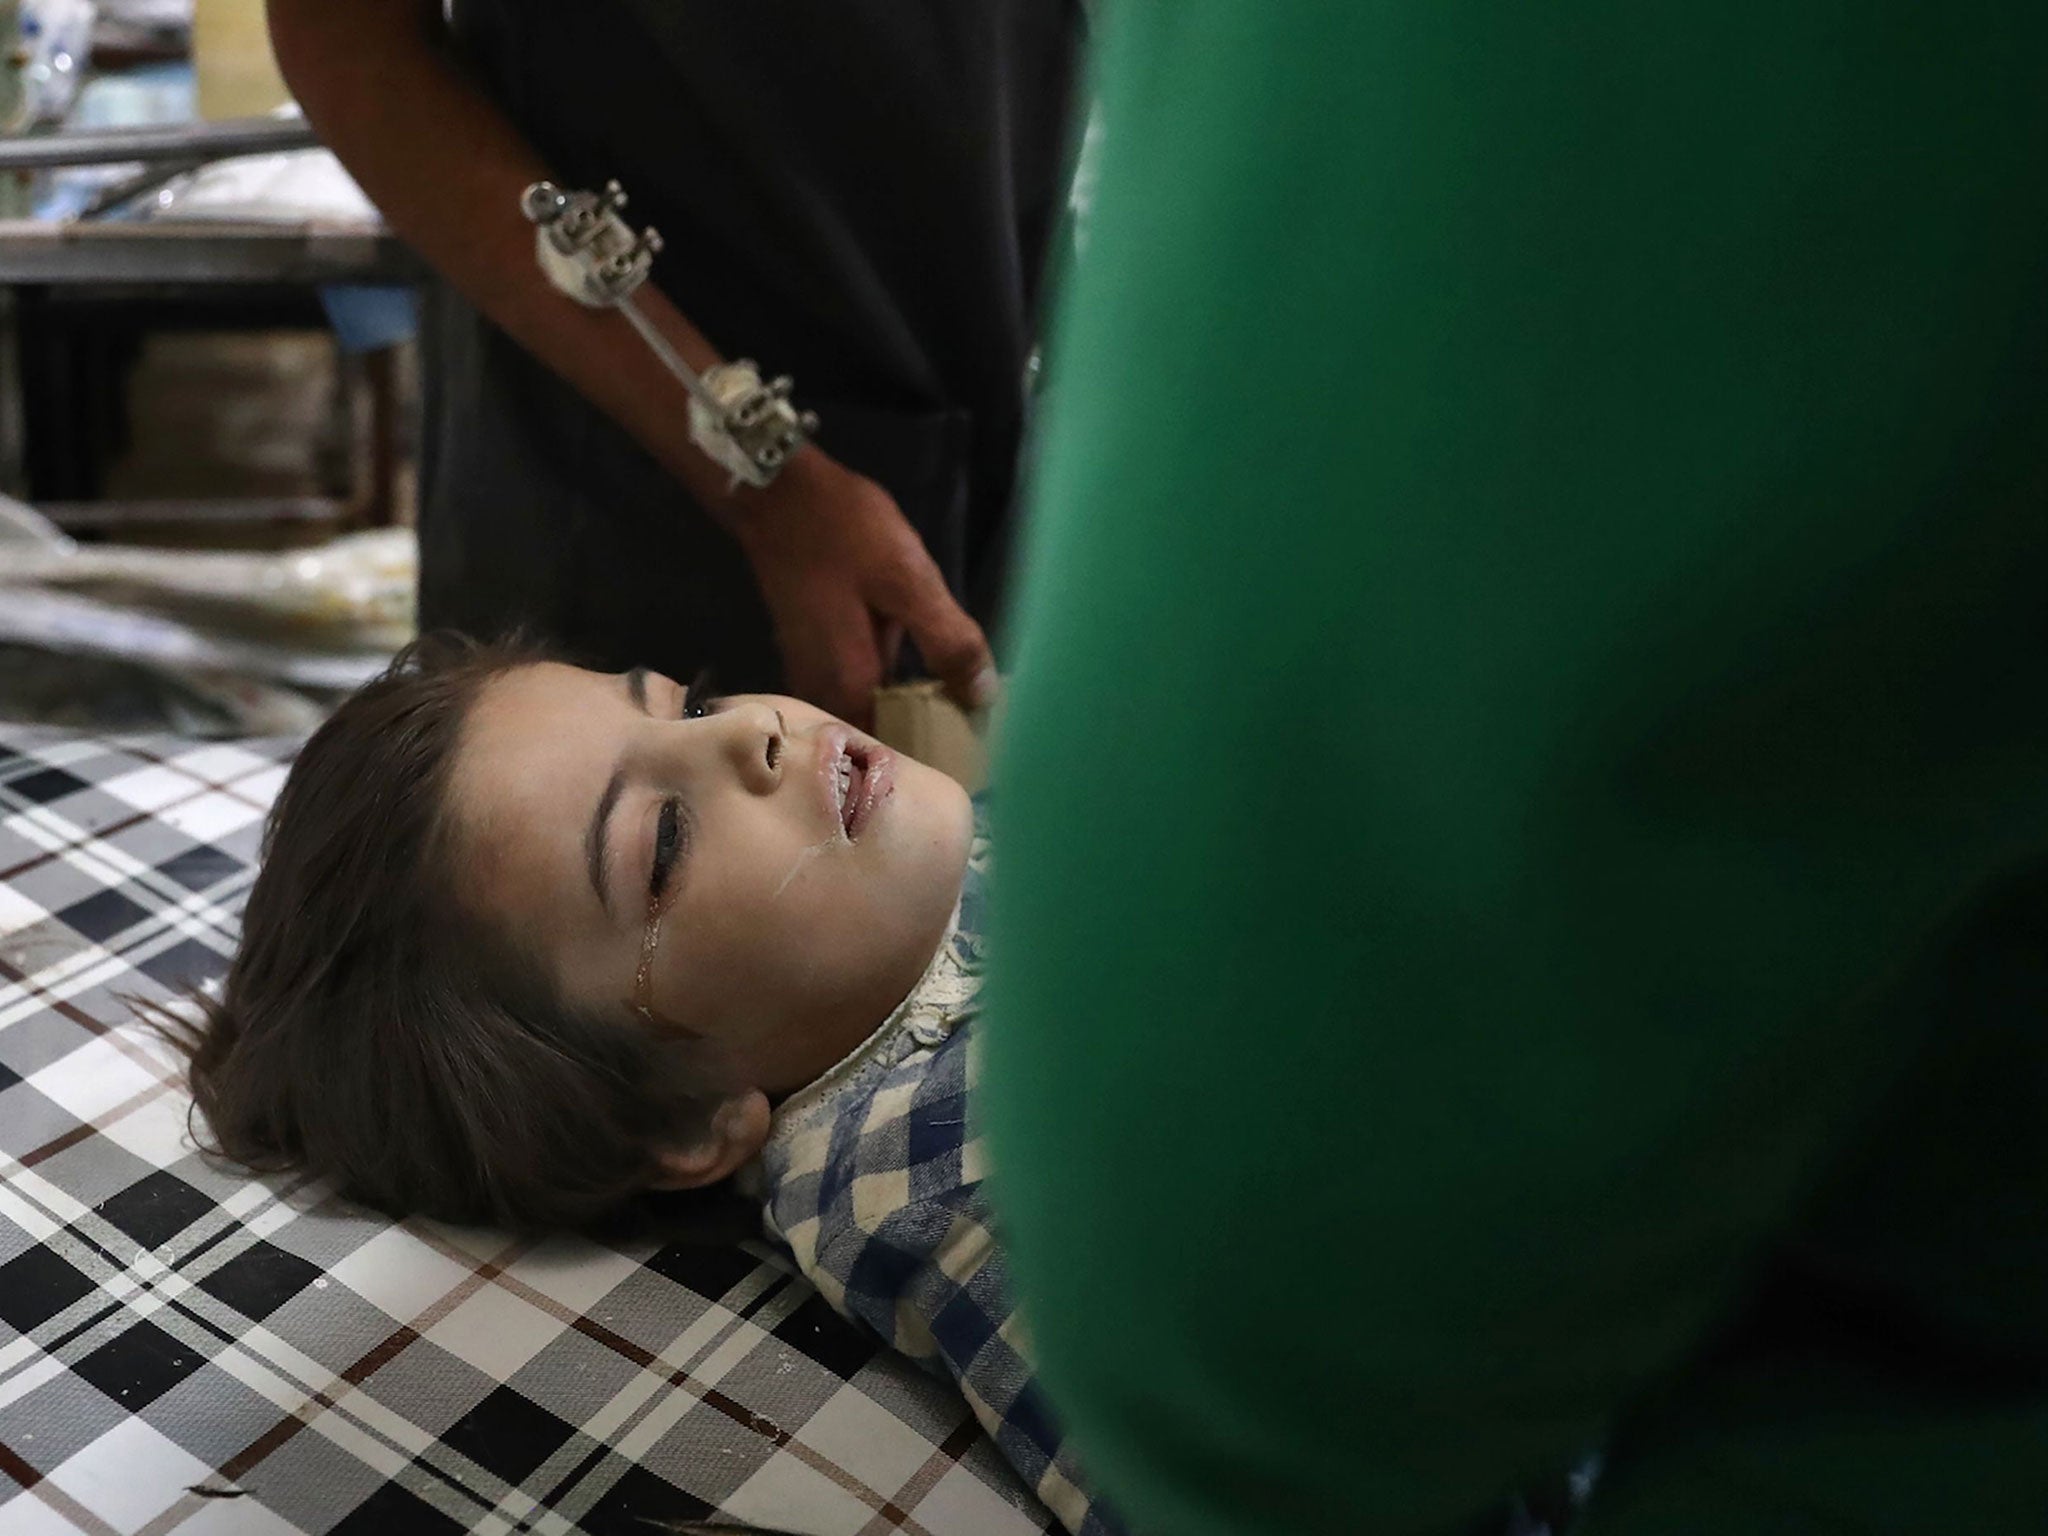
[450,663,974,1096]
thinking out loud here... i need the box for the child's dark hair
[166,634,725,1233]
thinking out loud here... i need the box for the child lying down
[171,635,1120,1536]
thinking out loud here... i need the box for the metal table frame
[0,217,423,530]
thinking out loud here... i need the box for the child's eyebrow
[585,765,627,920]
[586,670,655,919]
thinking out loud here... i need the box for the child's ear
[647,1090,772,1190]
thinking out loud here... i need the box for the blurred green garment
[986,5,2048,1534]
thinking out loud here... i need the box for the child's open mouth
[828,738,893,840]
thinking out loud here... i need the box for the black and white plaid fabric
[755,821,1122,1536]
[0,725,1062,1536]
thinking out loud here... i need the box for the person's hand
[732,449,998,726]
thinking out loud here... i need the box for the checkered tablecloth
[0,725,1061,1536]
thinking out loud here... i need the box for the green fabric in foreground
[987,5,2048,1533]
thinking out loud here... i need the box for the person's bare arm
[268,0,996,720]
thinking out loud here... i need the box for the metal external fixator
[521,179,820,489]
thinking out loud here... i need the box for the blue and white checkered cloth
[752,816,1125,1536]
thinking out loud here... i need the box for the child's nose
[714,700,786,792]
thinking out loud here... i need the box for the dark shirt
[420,0,1082,687]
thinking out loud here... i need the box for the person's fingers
[871,549,998,709]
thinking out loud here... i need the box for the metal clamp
[522,179,819,489]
